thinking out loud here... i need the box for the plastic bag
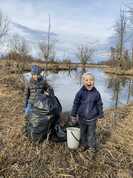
[54,124,66,138]
[25,93,62,143]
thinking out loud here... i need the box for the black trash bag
[26,93,62,143]
[53,124,67,142]
[29,112,51,143]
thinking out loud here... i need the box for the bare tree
[39,15,57,77]
[110,47,117,67]
[0,10,9,42]
[39,40,56,61]
[131,47,133,68]
[8,34,29,73]
[127,6,133,69]
[47,15,51,61]
[10,34,29,59]
[76,43,94,66]
[123,49,130,69]
[114,9,127,68]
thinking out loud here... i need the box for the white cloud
[0,0,127,59]
[0,0,117,43]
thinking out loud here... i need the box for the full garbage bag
[24,93,62,143]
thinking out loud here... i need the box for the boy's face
[83,75,94,90]
[32,74,38,81]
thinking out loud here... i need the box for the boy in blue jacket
[71,72,104,152]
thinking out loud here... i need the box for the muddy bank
[104,67,133,76]
[0,65,133,178]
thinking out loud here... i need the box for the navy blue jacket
[71,86,103,124]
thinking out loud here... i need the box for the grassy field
[0,62,133,178]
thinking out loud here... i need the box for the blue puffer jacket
[71,86,104,123]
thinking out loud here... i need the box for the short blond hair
[82,72,95,81]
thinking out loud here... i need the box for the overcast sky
[0,0,131,44]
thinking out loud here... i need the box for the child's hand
[44,91,49,95]
[98,115,104,119]
[70,116,79,124]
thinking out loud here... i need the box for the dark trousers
[80,120,96,149]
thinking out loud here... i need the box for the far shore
[0,59,109,72]
[0,59,133,76]
[104,67,133,77]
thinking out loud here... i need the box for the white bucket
[66,127,80,149]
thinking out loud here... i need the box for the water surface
[24,68,133,112]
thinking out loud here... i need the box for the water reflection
[107,77,125,109]
[107,76,133,109]
[24,68,133,112]
[127,79,133,104]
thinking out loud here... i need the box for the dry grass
[0,62,133,178]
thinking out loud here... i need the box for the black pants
[80,120,96,149]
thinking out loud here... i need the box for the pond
[24,68,133,112]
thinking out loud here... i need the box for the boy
[24,65,54,116]
[71,72,104,152]
[24,65,62,142]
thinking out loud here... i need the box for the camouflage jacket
[24,77,54,108]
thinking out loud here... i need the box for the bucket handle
[71,131,80,142]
